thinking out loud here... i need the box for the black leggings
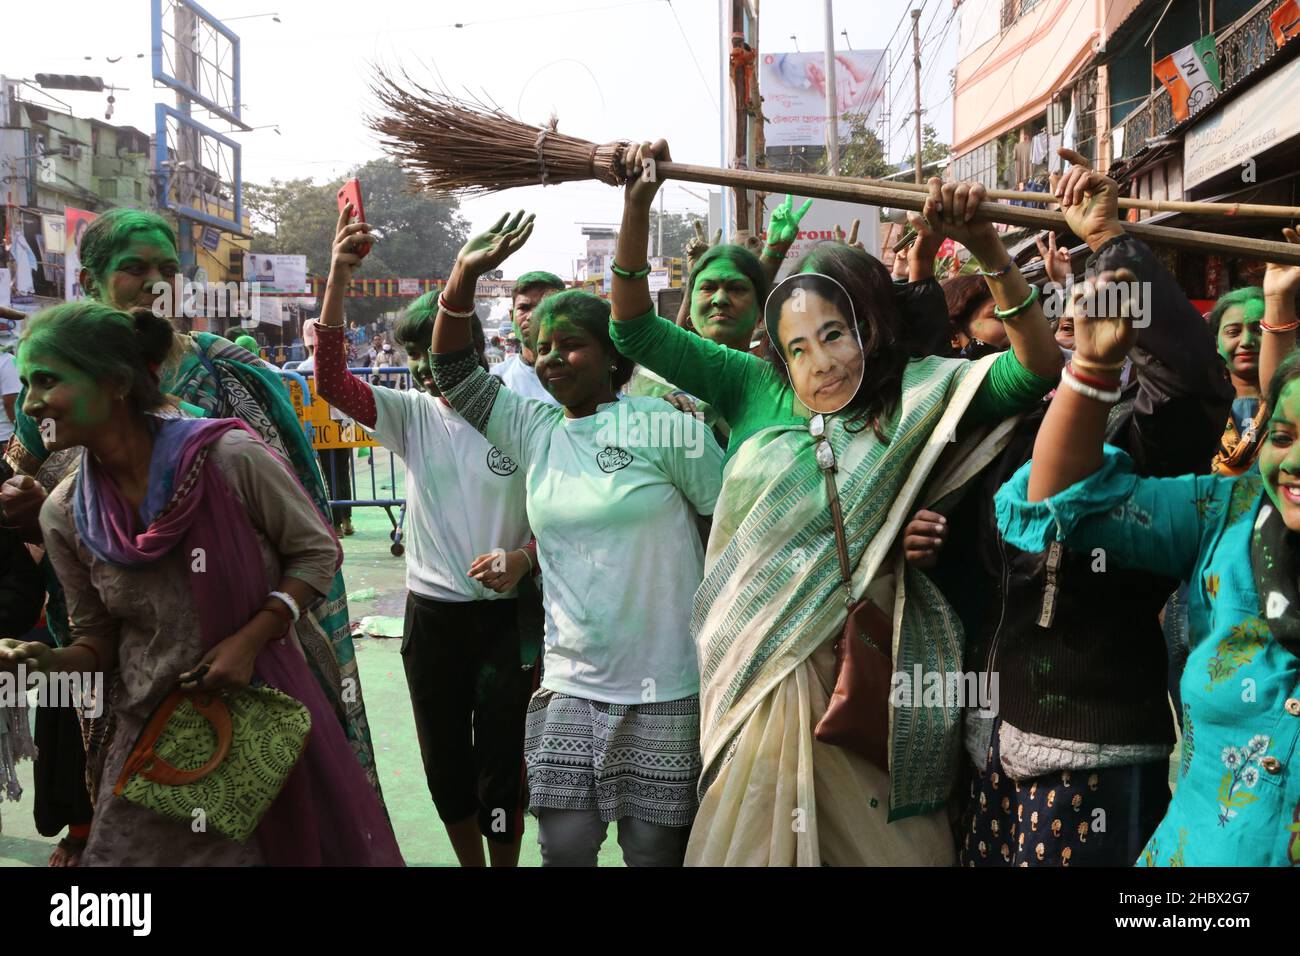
[317,448,352,523]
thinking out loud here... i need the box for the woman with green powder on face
[626,242,769,438]
[610,138,1063,866]
[1210,286,1272,476]
[0,208,384,864]
[427,212,725,867]
[0,301,402,865]
[994,256,1300,866]
[1215,236,1300,473]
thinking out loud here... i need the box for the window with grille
[1001,0,1043,30]
[952,140,999,187]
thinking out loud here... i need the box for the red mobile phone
[336,178,372,258]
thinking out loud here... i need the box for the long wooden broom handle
[654,161,1300,266]
[857,176,1300,220]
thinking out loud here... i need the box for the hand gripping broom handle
[652,161,1300,267]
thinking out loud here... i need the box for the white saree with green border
[685,352,1019,866]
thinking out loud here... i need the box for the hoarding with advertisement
[64,207,97,301]
[760,50,886,148]
[243,253,309,294]
[41,214,65,256]
[1184,55,1300,189]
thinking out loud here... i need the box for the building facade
[950,0,1299,298]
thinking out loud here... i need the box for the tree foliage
[246,159,470,327]
[900,123,952,178]
[649,209,707,260]
[840,115,896,180]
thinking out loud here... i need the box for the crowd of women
[0,140,1295,868]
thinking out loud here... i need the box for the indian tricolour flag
[1154,34,1223,122]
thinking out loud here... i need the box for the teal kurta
[996,446,1300,866]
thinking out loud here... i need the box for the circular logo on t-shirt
[486,446,518,476]
[596,446,634,473]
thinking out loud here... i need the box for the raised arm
[432,212,533,360]
[758,194,812,283]
[429,213,549,455]
[1027,267,1138,502]
[913,177,1061,381]
[611,140,669,323]
[1258,227,1300,395]
[317,202,379,427]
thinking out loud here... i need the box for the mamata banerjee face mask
[765,272,865,415]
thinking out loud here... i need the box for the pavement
[0,445,623,867]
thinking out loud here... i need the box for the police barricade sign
[288,374,378,450]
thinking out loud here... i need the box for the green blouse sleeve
[962,348,1058,426]
[609,309,776,431]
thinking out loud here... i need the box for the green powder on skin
[1262,379,1300,516]
[17,357,106,426]
[1216,302,1264,367]
[691,260,757,341]
[536,314,587,347]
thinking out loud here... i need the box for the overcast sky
[9,0,957,277]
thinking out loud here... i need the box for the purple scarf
[74,416,402,866]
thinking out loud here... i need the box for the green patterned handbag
[113,686,311,843]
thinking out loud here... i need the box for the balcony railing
[1219,0,1284,86]
[1116,0,1288,160]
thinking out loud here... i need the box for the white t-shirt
[484,388,723,704]
[492,353,560,406]
[0,353,20,443]
[371,385,531,603]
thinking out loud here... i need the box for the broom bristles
[368,67,629,195]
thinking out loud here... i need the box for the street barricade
[272,365,409,556]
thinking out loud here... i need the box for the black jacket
[942,235,1233,747]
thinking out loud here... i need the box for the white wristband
[1060,369,1121,404]
[268,590,301,623]
[516,548,534,573]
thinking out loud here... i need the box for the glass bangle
[993,284,1040,320]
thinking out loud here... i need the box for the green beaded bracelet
[993,284,1040,320]
[610,262,652,280]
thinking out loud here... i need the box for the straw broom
[368,74,1300,267]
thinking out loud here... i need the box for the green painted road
[0,446,623,867]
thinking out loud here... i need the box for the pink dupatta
[74,416,402,865]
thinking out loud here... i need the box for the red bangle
[1261,320,1299,333]
[1067,362,1121,390]
[438,293,476,319]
